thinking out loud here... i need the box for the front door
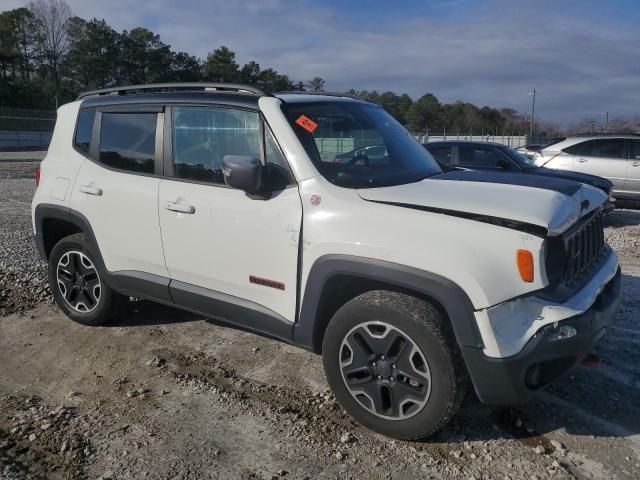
[571,138,628,194]
[158,105,302,322]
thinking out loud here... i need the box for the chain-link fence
[0,107,56,150]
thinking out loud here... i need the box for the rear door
[568,139,628,193]
[627,140,640,196]
[69,105,168,278]
[158,105,302,322]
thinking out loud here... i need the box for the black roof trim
[79,91,262,110]
[275,91,371,102]
[77,82,266,100]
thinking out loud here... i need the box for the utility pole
[601,112,609,133]
[529,89,536,139]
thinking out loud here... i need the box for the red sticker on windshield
[295,114,318,133]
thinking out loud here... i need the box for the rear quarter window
[74,108,96,154]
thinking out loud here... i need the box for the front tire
[322,290,466,440]
[48,233,118,326]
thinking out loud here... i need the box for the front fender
[293,254,484,353]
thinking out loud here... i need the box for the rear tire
[322,290,466,440]
[48,233,120,326]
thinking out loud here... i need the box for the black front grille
[563,210,606,286]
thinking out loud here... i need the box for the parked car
[533,135,640,201]
[332,145,388,164]
[516,143,545,158]
[423,141,614,202]
[33,83,621,440]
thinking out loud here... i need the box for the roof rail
[275,91,369,102]
[571,132,640,137]
[77,82,266,100]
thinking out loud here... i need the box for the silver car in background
[534,135,640,201]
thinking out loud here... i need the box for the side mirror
[222,155,262,193]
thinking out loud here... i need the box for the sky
[4,0,640,125]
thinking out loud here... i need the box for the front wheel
[322,290,466,440]
[48,233,119,326]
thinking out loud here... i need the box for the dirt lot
[1,161,639,480]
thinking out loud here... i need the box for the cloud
[4,0,639,124]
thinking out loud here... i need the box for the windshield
[499,146,537,169]
[283,101,442,188]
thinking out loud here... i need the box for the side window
[427,146,453,165]
[99,112,156,173]
[172,106,260,184]
[458,146,501,168]
[563,141,587,155]
[265,127,290,172]
[573,139,625,159]
[632,140,640,160]
[264,127,293,189]
[74,108,95,154]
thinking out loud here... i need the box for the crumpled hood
[357,170,607,236]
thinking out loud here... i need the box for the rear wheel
[48,233,120,326]
[322,290,466,440]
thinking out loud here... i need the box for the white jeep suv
[32,83,622,440]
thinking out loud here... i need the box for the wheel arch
[34,204,106,270]
[294,255,484,354]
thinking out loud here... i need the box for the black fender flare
[33,203,172,302]
[293,254,484,353]
[34,203,104,266]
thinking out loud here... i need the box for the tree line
[1,0,637,136]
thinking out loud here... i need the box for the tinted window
[284,102,441,188]
[499,146,536,168]
[632,140,640,160]
[458,146,502,168]
[264,127,293,189]
[74,108,95,154]
[426,145,453,165]
[172,106,260,184]
[565,139,625,159]
[99,113,156,173]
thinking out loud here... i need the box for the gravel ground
[1,161,639,479]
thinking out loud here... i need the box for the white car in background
[534,135,640,201]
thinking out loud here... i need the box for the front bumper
[463,266,622,405]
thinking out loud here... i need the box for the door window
[631,140,640,160]
[458,145,502,168]
[426,146,453,165]
[568,139,625,159]
[99,112,156,173]
[171,107,260,184]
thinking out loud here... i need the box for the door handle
[632,161,640,167]
[163,201,195,214]
[577,158,588,163]
[78,184,103,196]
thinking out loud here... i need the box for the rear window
[99,112,157,173]
[74,108,95,154]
